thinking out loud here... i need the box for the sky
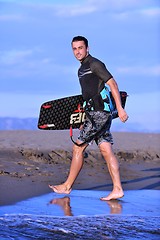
[0,0,160,132]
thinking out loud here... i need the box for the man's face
[72,40,88,62]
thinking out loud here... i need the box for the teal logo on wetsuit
[100,86,114,112]
[83,86,113,112]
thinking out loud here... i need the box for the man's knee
[99,141,112,155]
[72,143,87,153]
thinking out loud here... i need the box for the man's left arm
[107,78,129,123]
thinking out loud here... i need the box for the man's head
[72,36,88,48]
[71,36,89,62]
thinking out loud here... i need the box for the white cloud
[53,0,135,17]
[0,14,24,21]
[90,0,139,10]
[0,49,34,65]
[117,65,160,76]
[1,0,159,19]
[53,0,160,19]
[0,47,77,80]
[140,8,160,17]
[55,4,96,17]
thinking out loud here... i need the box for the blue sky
[0,0,159,132]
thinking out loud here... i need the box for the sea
[0,190,159,240]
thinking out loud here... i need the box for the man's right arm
[107,78,129,123]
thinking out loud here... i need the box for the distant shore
[0,130,159,206]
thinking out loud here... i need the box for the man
[49,36,128,200]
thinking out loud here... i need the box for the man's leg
[99,141,124,200]
[49,142,88,194]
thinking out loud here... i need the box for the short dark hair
[71,36,88,48]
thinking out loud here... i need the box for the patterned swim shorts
[78,111,113,145]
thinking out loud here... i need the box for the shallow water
[0,214,160,240]
[0,190,160,239]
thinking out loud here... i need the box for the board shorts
[78,111,113,146]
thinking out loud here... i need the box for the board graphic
[38,91,128,130]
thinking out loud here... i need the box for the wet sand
[0,130,160,206]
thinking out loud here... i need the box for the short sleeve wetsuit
[77,54,114,145]
[78,54,113,112]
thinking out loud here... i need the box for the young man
[49,36,128,200]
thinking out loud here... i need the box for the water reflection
[49,196,122,216]
[49,197,73,216]
[105,200,122,214]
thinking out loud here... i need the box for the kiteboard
[38,91,128,130]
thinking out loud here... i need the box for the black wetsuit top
[78,54,113,111]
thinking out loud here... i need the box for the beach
[0,130,159,206]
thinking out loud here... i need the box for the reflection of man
[49,197,73,216]
[49,196,122,215]
[49,36,128,200]
[106,200,122,214]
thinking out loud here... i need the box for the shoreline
[0,130,160,206]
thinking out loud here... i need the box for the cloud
[0,49,34,65]
[0,14,24,21]
[0,48,46,79]
[140,8,160,17]
[117,65,160,76]
[55,4,96,17]
[51,0,160,20]
[1,0,159,20]
[115,7,160,20]
[0,47,77,81]
[53,0,138,17]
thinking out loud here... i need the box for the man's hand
[118,108,129,123]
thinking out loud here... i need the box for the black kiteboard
[38,91,128,130]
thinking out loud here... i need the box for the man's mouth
[76,54,81,58]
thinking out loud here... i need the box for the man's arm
[107,78,129,123]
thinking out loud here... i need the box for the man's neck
[80,53,89,63]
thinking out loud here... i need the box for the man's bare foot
[49,184,72,194]
[100,188,124,201]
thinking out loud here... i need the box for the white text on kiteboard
[70,112,85,124]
